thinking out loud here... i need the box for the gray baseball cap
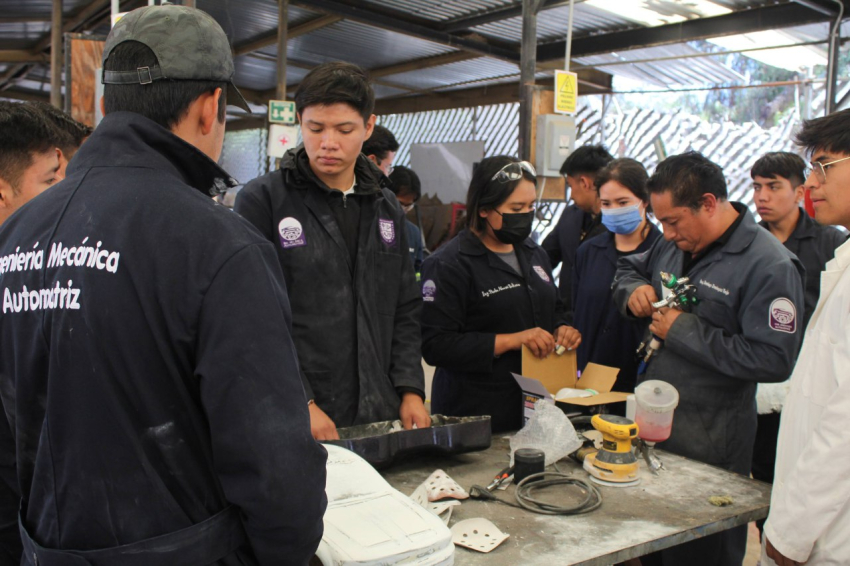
[102,4,251,113]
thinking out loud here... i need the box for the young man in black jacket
[0,5,327,565]
[236,62,430,440]
[0,102,62,227]
[541,144,612,312]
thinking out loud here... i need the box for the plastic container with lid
[634,380,679,443]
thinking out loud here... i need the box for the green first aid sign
[268,100,296,124]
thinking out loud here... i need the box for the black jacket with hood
[235,148,425,427]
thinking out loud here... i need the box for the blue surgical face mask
[601,203,644,235]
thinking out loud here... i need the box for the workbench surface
[382,436,770,565]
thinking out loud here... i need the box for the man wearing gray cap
[0,5,326,566]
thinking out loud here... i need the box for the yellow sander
[582,414,640,487]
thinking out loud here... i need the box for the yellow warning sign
[555,70,578,114]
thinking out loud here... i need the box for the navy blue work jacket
[421,230,567,432]
[572,225,661,393]
[0,112,327,565]
[542,204,607,314]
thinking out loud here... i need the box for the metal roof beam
[0,16,52,23]
[232,14,342,57]
[240,50,485,108]
[0,51,49,63]
[0,88,50,103]
[369,51,480,78]
[440,0,571,33]
[374,69,611,114]
[290,0,520,62]
[537,2,833,61]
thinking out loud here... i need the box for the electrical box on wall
[535,114,576,177]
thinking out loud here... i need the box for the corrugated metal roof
[0,0,90,18]
[574,43,745,87]
[199,0,318,45]
[471,0,784,44]
[271,19,456,69]
[472,3,640,44]
[0,0,833,109]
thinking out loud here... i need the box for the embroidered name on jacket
[481,282,521,298]
[699,279,730,296]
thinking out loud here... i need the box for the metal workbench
[382,436,770,565]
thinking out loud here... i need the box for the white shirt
[763,239,850,565]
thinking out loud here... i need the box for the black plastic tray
[326,415,492,469]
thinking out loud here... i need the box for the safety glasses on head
[491,160,537,183]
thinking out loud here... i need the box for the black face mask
[490,210,534,244]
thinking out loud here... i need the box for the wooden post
[276,0,289,101]
[51,0,63,108]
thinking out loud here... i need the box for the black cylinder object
[514,448,545,484]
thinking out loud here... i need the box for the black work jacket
[0,112,327,565]
[759,210,847,330]
[541,204,607,314]
[572,226,661,393]
[235,149,424,427]
[421,230,567,432]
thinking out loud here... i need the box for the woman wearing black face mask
[420,156,581,432]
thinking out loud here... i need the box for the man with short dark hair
[236,62,430,441]
[612,151,804,566]
[0,5,327,565]
[27,101,93,181]
[749,151,846,512]
[389,165,424,274]
[0,102,62,226]
[763,109,850,566]
[362,124,399,176]
[542,144,612,309]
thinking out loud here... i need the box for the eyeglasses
[807,155,850,183]
[491,160,537,183]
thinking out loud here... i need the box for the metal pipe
[111,0,119,22]
[824,0,844,115]
[612,78,823,96]
[50,0,62,108]
[519,0,544,160]
[564,0,574,71]
[598,93,607,144]
[276,0,288,101]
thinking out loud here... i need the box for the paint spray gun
[636,272,698,375]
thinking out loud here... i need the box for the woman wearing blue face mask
[572,158,661,396]
[420,155,581,432]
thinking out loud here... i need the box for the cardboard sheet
[520,345,578,394]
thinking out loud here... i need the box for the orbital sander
[582,414,640,487]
